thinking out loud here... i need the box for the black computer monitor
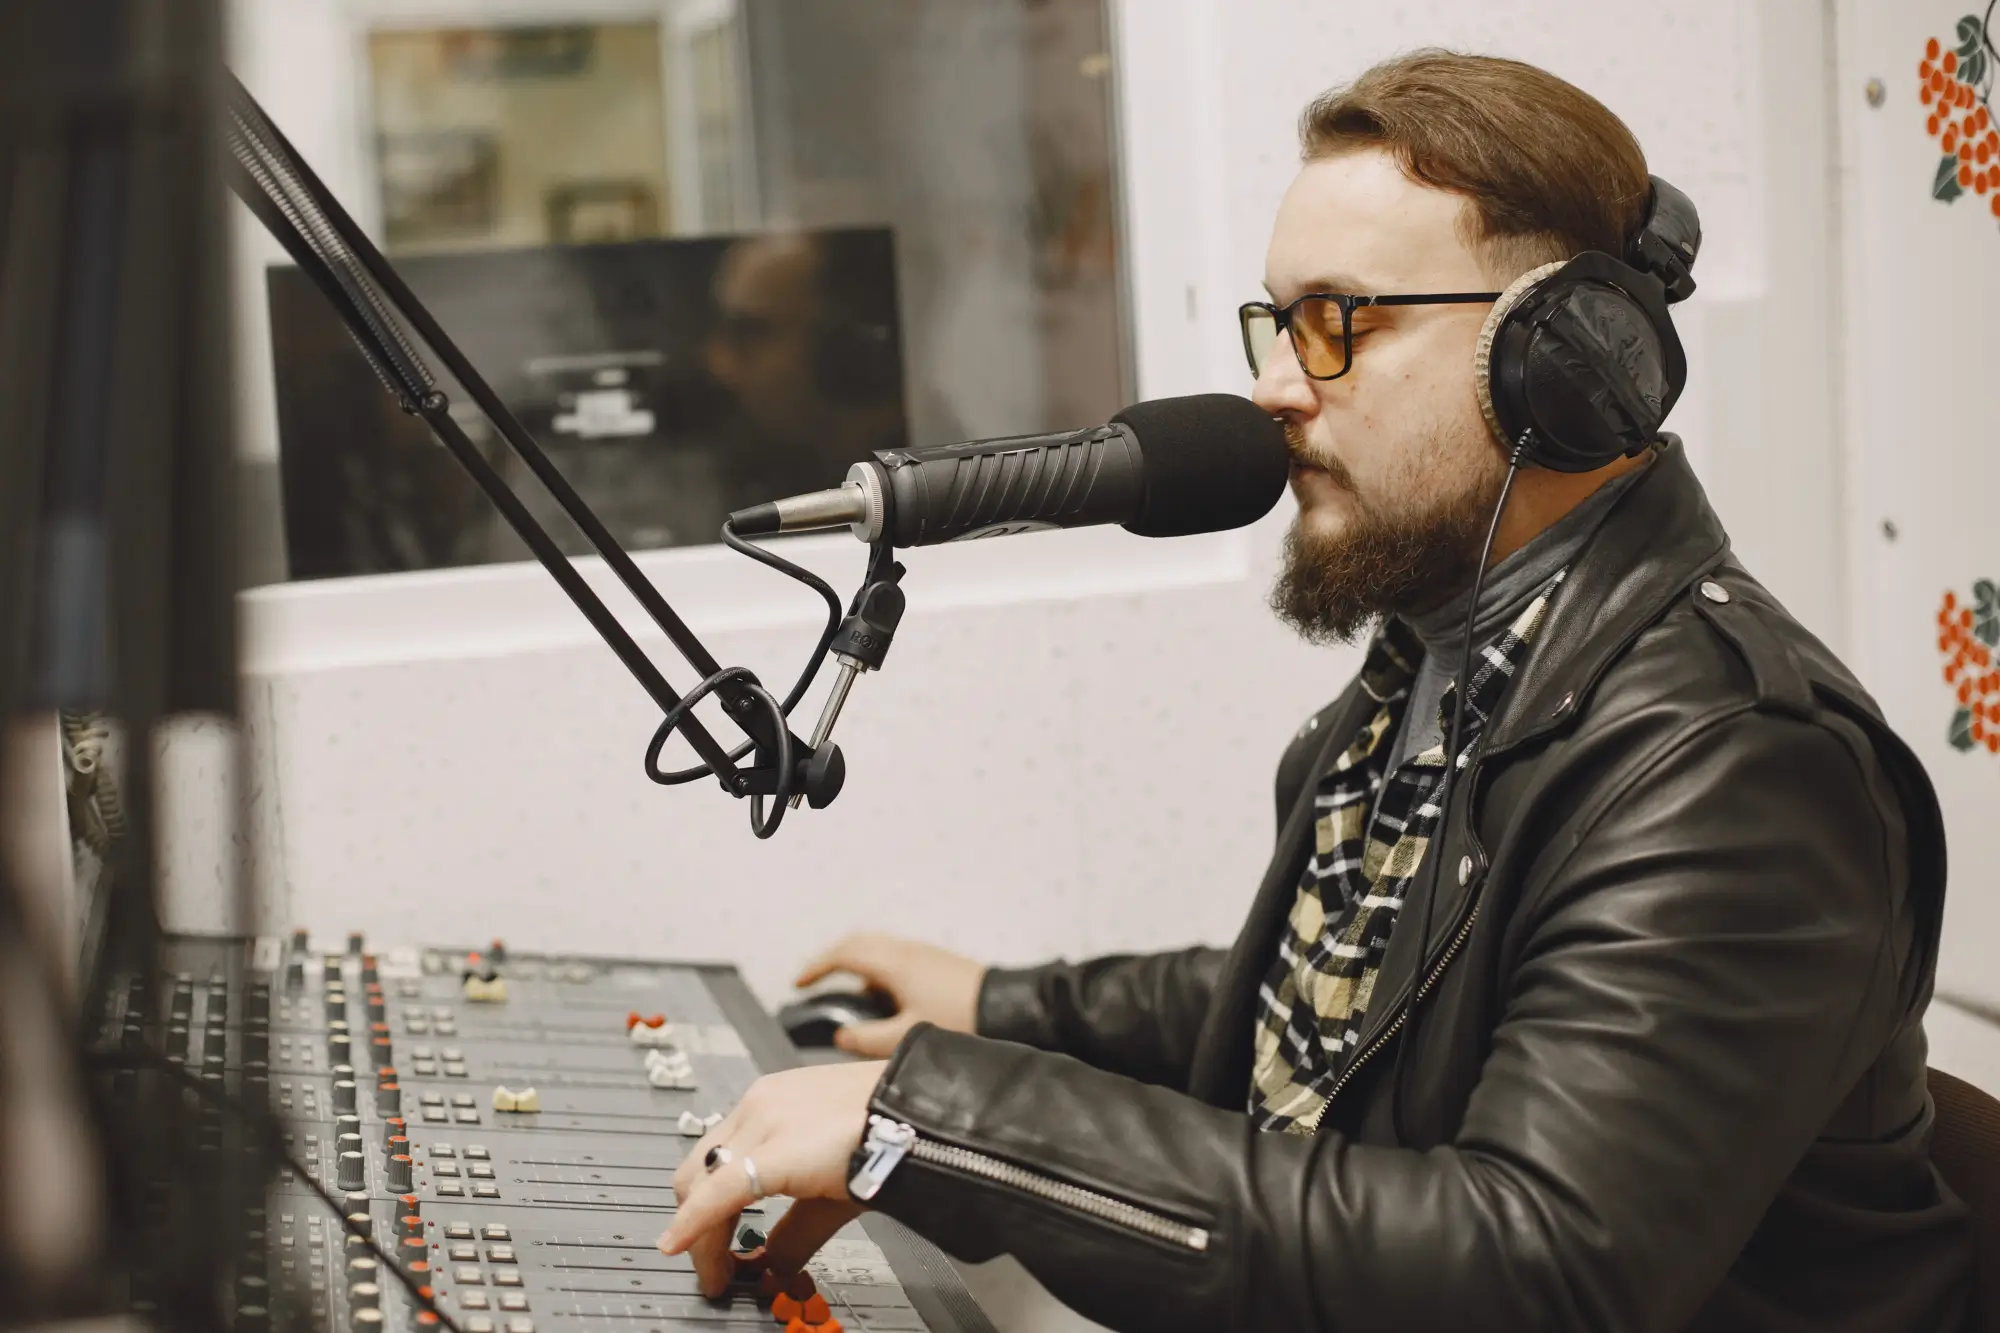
[266,228,907,580]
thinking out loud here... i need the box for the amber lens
[1289,295,1348,378]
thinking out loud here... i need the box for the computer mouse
[776,989,899,1048]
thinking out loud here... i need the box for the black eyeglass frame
[1238,290,1503,381]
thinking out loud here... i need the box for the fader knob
[331,1080,357,1114]
[387,1153,413,1193]
[336,1150,365,1192]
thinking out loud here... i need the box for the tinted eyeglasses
[1238,290,1502,381]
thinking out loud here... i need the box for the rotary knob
[396,1213,423,1240]
[331,1079,357,1114]
[284,957,305,990]
[347,931,365,956]
[381,1116,405,1149]
[246,983,270,1021]
[336,1150,365,1192]
[396,1236,426,1273]
[395,1194,420,1223]
[351,1306,386,1333]
[345,1255,379,1286]
[348,1283,380,1311]
[360,954,379,985]
[334,1113,361,1142]
[386,1153,413,1193]
[323,955,343,983]
[329,1033,352,1065]
[243,1026,269,1063]
[365,991,386,1023]
[385,1133,409,1161]
[375,1083,400,1116]
[205,1026,227,1061]
[336,1133,363,1165]
[325,990,348,1022]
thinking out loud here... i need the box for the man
[660,52,1974,1332]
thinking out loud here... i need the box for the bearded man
[659,51,1975,1333]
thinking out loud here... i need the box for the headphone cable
[1389,438,1526,1146]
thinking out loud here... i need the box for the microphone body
[729,394,1288,547]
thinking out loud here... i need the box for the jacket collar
[1477,435,1730,758]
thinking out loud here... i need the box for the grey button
[465,1146,491,1161]
[422,1108,447,1123]
[1457,855,1474,886]
[486,1245,516,1263]
[433,1163,460,1177]
[1699,580,1730,604]
[451,1094,476,1108]
[504,1315,533,1331]
[430,1143,454,1158]
[466,1164,495,1180]
[455,1266,484,1284]
[455,1109,480,1124]
[491,1269,522,1286]
[449,1243,478,1262]
[482,1223,510,1240]
[412,1046,435,1059]
[444,1064,469,1078]
[441,1048,464,1061]
[471,1184,501,1199]
[421,1093,445,1107]
[436,1183,464,1197]
[445,1223,474,1240]
[458,1293,490,1311]
[465,1316,495,1331]
[498,1294,529,1313]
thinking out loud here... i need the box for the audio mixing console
[128,933,994,1333]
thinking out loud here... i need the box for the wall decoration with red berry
[1920,9,2000,220]
[1938,580,2000,753]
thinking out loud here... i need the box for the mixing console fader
[141,933,994,1333]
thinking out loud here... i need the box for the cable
[1389,439,1527,1146]
[92,1044,467,1333]
[643,522,848,835]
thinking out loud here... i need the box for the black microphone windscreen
[1112,394,1290,538]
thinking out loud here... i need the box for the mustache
[1283,421,1358,495]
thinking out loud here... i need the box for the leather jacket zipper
[1298,888,1486,1136]
[850,1115,1210,1252]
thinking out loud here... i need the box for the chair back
[1930,1066,2000,1333]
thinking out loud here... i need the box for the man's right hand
[793,934,986,1058]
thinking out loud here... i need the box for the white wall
[220,0,1999,1091]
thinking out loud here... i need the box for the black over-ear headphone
[1471,175,1702,472]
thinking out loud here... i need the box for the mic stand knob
[792,558,905,809]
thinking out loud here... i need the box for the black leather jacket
[856,441,1975,1333]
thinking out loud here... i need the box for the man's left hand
[658,1060,887,1297]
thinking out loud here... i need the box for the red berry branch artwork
[1938,581,2000,754]
[1920,9,2000,223]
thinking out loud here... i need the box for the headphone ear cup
[1474,261,1567,451]
[1480,252,1687,473]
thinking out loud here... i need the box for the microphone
[727,393,1290,546]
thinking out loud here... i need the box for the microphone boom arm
[222,74,841,834]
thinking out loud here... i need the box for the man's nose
[1250,330,1315,420]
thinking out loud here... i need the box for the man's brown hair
[1300,50,1651,278]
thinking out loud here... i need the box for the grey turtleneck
[1383,459,1649,776]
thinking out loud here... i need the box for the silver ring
[741,1155,763,1200]
[703,1146,732,1173]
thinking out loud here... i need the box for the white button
[1699,580,1730,604]
[1457,855,1473,886]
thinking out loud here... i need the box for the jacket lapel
[1186,678,1374,1107]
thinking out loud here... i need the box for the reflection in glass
[260,1,1124,581]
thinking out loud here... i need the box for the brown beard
[1271,426,1506,645]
